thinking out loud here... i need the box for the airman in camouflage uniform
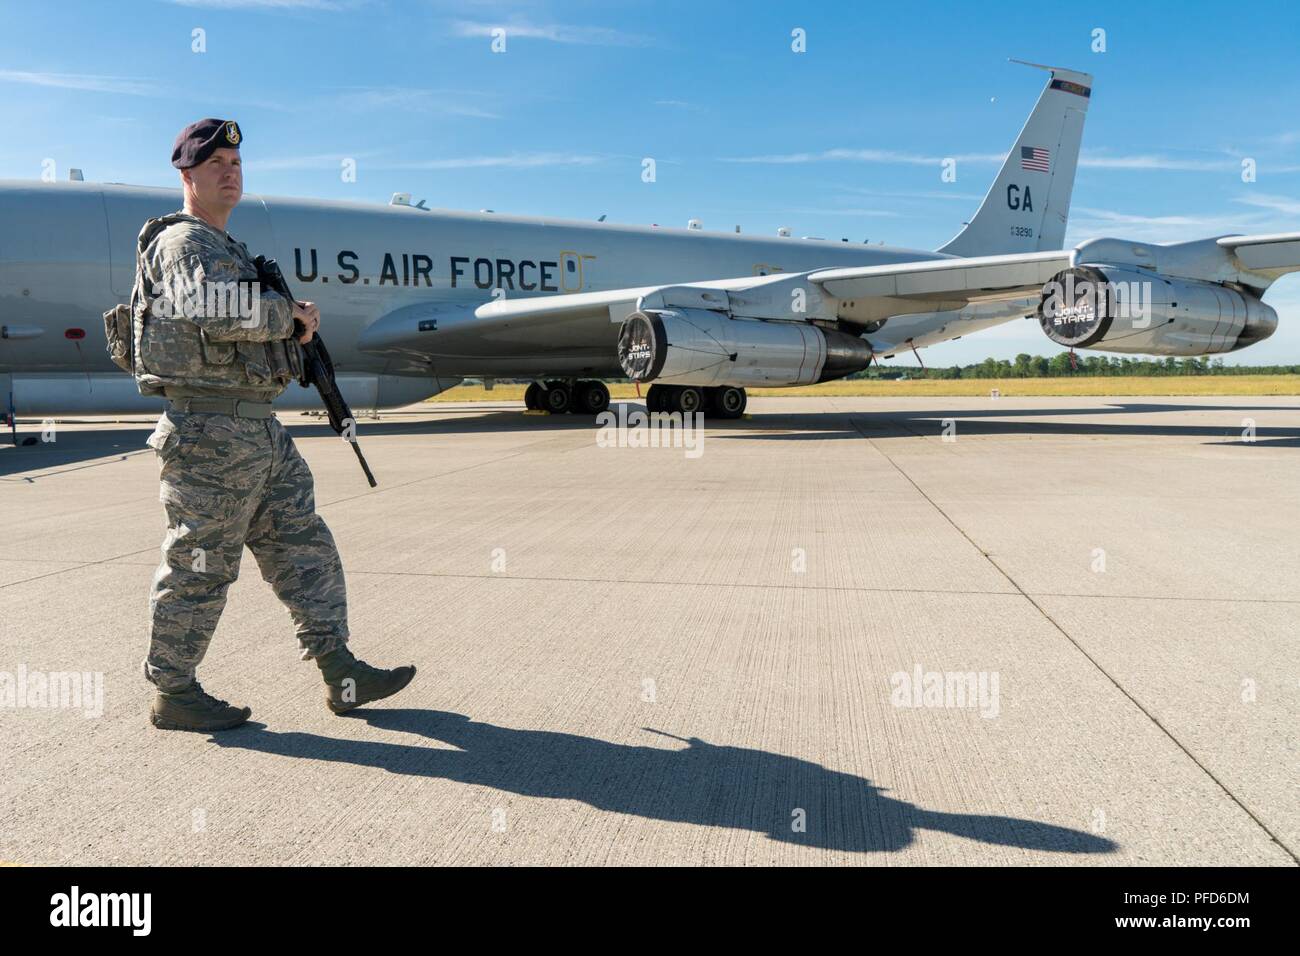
[128,119,414,731]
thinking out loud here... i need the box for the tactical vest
[103,213,302,397]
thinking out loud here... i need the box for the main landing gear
[524,380,611,415]
[522,380,746,419]
[644,384,747,419]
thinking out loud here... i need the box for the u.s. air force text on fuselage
[291,248,595,293]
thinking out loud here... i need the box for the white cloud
[246,151,380,171]
[165,0,353,9]
[834,185,985,202]
[375,152,607,170]
[0,70,160,97]
[0,68,298,113]
[450,19,650,46]
[1065,206,1276,243]
[1079,150,1300,174]
[719,149,1005,166]
[781,208,903,218]
[249,147,601,174]
[331,87,500,119]
[1072,206,1245,228]
[718,147,1300,174]
[1078,152,1235,172]
[1233,193,1300,216]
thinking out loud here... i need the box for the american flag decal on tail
[1020,146,1050,172]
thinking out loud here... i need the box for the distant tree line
[852,355,1300,380]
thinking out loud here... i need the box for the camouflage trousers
[143,408,349,692]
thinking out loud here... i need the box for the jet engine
[617,309,873,386]
[1038,265,1277,355]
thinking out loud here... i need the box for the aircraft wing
[806,250,1071,322]
[1217,232,1300,279]
[469,249,1074,330]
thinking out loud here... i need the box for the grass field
[427,374,1300,402]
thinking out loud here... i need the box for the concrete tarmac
[0,395,1296,865]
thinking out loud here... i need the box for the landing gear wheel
[709,386,747,419]
[573,380,611,415]
[645,384,667,413]
[542,381,572,414]
[674,386,705,415]
[524,382,542,410]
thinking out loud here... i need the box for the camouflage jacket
[132,211,302,400]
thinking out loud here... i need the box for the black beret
[171,118,242,169]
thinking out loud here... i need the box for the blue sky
[2,0,1298,365]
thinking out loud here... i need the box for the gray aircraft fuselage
[2,66,1095,414]
[0,180,1018,413]
[0,183,946,366]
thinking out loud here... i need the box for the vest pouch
[137,308,203,377]
[263,339,303,383]
[286,338,304,381]
[103,303,133,373]
[234,340,275,382]
[198,328,238,365]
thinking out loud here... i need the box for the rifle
[254,255,378,488]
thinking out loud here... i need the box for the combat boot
[151,681,251,732]
[316,645,416,714]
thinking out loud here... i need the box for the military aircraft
[1,61,1295,423]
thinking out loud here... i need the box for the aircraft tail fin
[938,59,1092,258]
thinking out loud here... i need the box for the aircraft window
[567,260,576,272]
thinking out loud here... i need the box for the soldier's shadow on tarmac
[212,709,1117,856]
